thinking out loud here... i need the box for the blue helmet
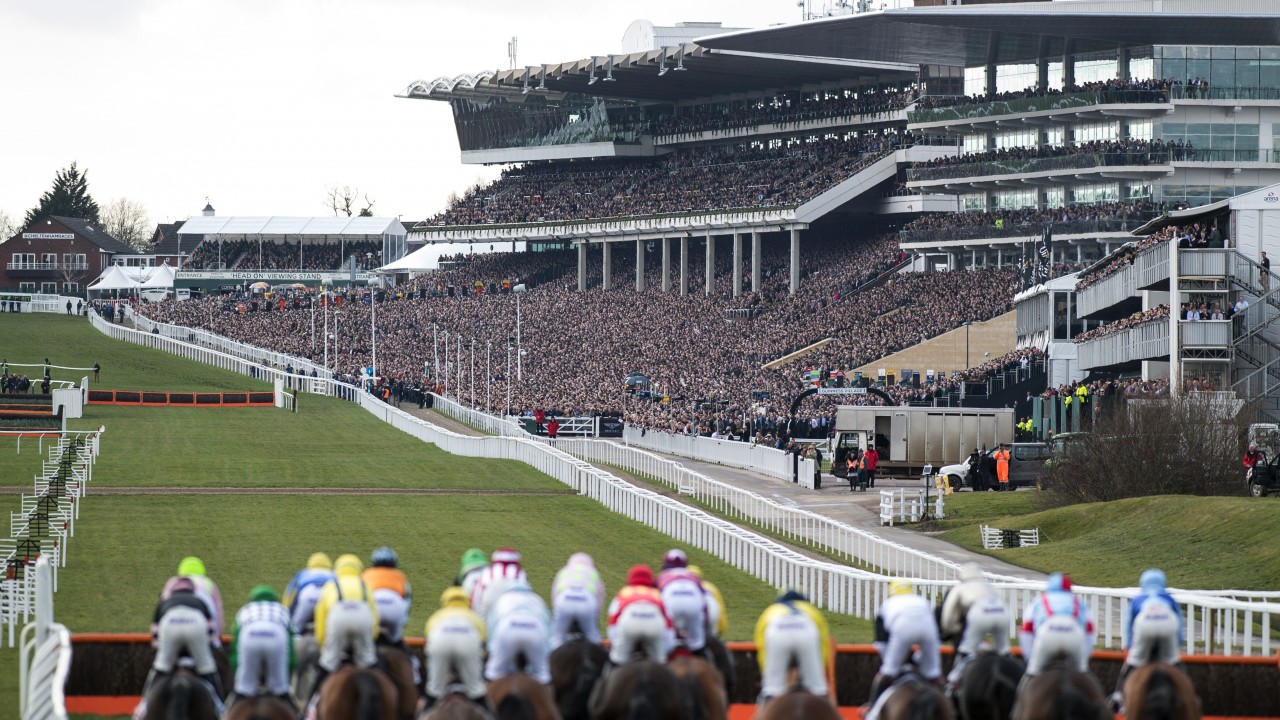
[1046,572,1072,593]
[371,546,398,568]
[1139,568,1167,593]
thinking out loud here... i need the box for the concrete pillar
[732,232,743,297]
[1117,46,1131,81]
[679,236,689,296]
[1062,39,1076,88]
[789,228,801,295]
[705,234,715,296]
[661,238,671,292]
[985,31,1000,97]
[996,251,1002,268]
[602,242,612,291]
[1036,36,1051,90]
[577,242,586,291]
[971,249,977,269]
[1076,244,1083,263]
[751,232,762,292]
[635,239,645,292]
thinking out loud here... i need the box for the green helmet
[249,584,280,603]
[459,548,488,577]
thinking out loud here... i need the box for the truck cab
[830,430,869,479]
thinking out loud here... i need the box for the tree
[24,162,101,227]
[0,209,16,240]
[100,197,152,251]
[325,185,375,217]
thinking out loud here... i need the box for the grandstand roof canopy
[697,0,1280,68]
[401,47,916,104]
[177,216,407,237]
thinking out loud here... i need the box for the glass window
[41,253,56,264]
[1128,120,1153,140]
[964,133,989,153]
[62,283,78,294]
[1042,187,1064,207]
[1126,182,1152,200]
[18,282,35,293]
[964,67,987,97]
[963,193,987,211]
[40,282,56,294]
[1043,127,1064,147]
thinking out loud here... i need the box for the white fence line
[622,426,816,484]
[87,313,1280,655]
[18,557,70,720]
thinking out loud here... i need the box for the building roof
[697,0,1280,68]
[150,222,188,255]
[176,216,407,237]
[400,46,915,105]
[52,216,134,254]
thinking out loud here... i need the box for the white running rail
[18,557,70,720]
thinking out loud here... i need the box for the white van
[139,288,171,303]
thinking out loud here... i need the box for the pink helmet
[568,552,594,568]
[662,549,688,570]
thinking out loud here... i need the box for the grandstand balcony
[5,262,89,277]
[653,107,908,147]
[907,90,1173,134]
[1076,246,1235,320]
[906,150,1175,192]
[900,213,1158,246]
[1077,318,1170,370]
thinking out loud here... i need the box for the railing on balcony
[1181,320,1233,347]
[5,263,89,271]
[1180,249,1231,277]
[1077,318,1170,369]
[908,88,1172,125]
[900,212,1159,245]
[1134,240,1172,289]
[1077,264,1139,317]
[1169,85,1280,101]
[908,148,1274,183]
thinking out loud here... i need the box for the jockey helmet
[178,556,207,577]
[459,548,488,577]
[626,564,656,588]
[1047,572,1072,592]
[661,549,688,570]
[1139,568,1167,593]
[568,552,594,568]
[491,548,522,566]
[371,546,398,568]
[440,586,470,608]
[959,562,984,582]
[334,554,363,576]
[307,552,333,570]
[779,588,808,604]
[168,576,197,594]
[888,578,914,596]
[250,584,280,603]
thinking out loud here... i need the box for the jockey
[939,563,1010,688]
[870,579,943,705]
[754,589,830,704]
[163,556,224,645]
[230,585,294,704]
[657,549,708,657]
[688,565,728,639]
[484,581,553,684]
[471,547,529,622]
[284,552,334,635]
[457,548,489,596]
[1111,569,1184,710]
[362,546,412,644]
[424,587,490,712]
[311,554,380,700]
[550,552,605,647]
[138,576,226,717]
[606,564,674,666]
[1019,573,1096,678]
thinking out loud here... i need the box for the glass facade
[1160,121,1259,155]
[451,94,646,151]
[1072,181,1120,205]
[1154,46,1280,96]
[1160,183,1260,207]
[992,188,1036,210]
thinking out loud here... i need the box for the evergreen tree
[24,163,101,227]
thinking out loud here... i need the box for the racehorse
[757,685,841,720]
[670,653,728,720]
[877,676,954,720]
[703,636,736,696]
[549,638,609,720]
[223,694,296,720]
[1010,661,1110,720]
[954,653,1025,720]
[316,664,399,720]
[294,634,323,707]
[1122,663,1201,720]
[425,692,495,720]
[377,642,421,720]
[487,671,560,720]
[142,670,219,720]
[588,659,687,720]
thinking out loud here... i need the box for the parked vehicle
[1246,453,1280,497]
[937,442,1049,490]
[831,406,1014,477]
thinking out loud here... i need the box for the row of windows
[15,282,78,293]
[1159,122,1260,152]
[967,182,1153,212]
[967,120,1153,152]
[10,253,87,266]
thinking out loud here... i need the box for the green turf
[921,492,1280,589]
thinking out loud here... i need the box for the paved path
[402,403,1043,581]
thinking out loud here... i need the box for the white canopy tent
[377,244,438,273]
[176,216,410,270]
[138,264,176,288]
[86,265,141,295]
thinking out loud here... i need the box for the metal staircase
[1228,253,1280,419]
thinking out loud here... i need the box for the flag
[1036,224,1053,281]
[1020,240,1030,291]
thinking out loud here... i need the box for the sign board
[179,270,376,282]
[816,387,868,395]
[23,232,75,240]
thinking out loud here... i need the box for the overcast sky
[0,0,854,231]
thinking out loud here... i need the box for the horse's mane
[628,671,660,720]
[497,692,537,720]
[906,680,947,720]
[353,669,383,720]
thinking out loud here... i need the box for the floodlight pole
[310,300,316,353]
[443,331,449,399]
[370,284,377,383]
[487,340,492,414]
[323,295,329,370]
[507,338,513,416]
[433,324,439,389]
[470,336,476,408]
[516,292,523,382]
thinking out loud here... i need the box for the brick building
[1,216,133,295]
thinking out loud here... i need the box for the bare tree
[326,185,376,217]
[100,198,152,251]
[0,209,17,240]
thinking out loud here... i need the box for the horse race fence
[18,557,71,720]
[86,310,1280,656]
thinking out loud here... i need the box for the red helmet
[626,564,656,588]
[661,549,688,570]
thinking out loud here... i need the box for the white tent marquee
[377,244,438,273]
[86,265,140,294]
[138,264,176,288]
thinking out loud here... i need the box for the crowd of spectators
[428,131,949,227]
[913,138,1189,179]
[913,77,1175,111]
[1073,304,1170,344]
[900,201,1163,242]
[1074,221,1220,292]
[184,240,382,271]
[649,87,917,137]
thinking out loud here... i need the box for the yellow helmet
[177,556,206,577]
[440,586,470,608]
[687,565,704,579]
[888,578,914,597]
[307,552,333,570]
[334,553,363,576]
